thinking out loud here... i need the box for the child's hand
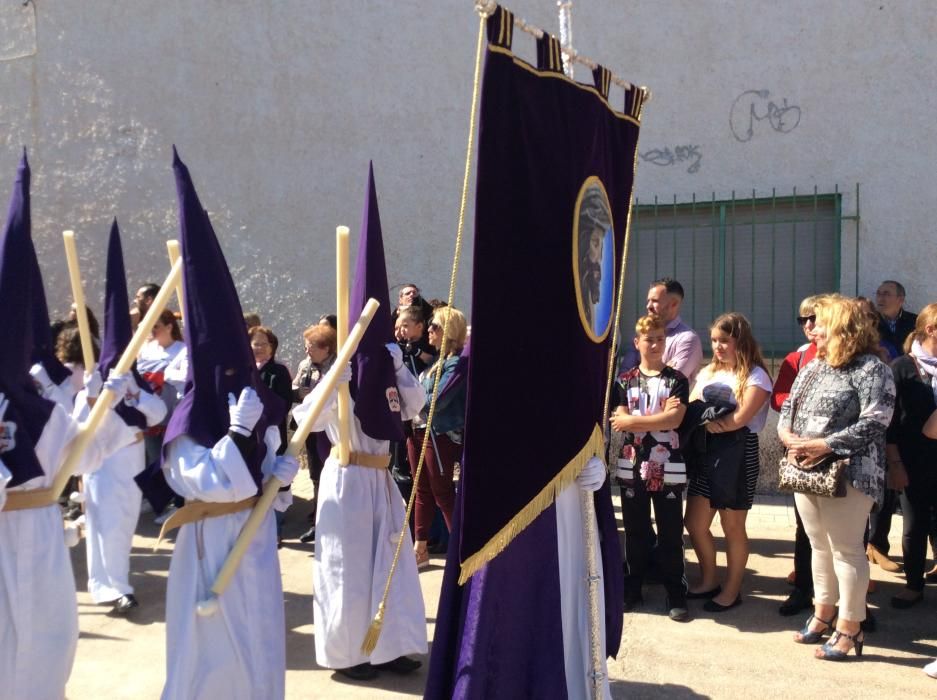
[609,407,632,432]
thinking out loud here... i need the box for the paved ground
[66,474,937,699]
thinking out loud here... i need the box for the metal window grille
[623,186,859,361]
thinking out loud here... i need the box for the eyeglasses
[250,341,271,349]
[796,314,816,326]
[428,322,441,331]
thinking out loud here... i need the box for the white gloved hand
[576,456,607,492]
[385,343,404,372]
[103,371,130,400]
[0,393,16,454]
[272,454,299,485]
[106,371,142,407]
[228,387,263,436]
[83,369,104,399]
[29,363,54,396]
[336,362,352,384]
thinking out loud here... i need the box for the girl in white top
[685,312,772,612]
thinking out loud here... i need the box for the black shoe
[375,656,422,675]
[686,585,721,600]
[623,592,644,612]
[113,595,139,615]
[890,591,924,609]
[779,588,813,617]
[703,595,742,613]
[299,526,316,543]
[336,663,378,681]
[667,596,689,622]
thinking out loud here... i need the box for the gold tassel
[360,601,385,655]
[457,424,605,585]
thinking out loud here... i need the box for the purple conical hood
[163,148,285,488]
[99,218,152,429]
[0,150,54,486]
[348,162,403,441]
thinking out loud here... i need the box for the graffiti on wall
[729,89,801,143]
[639,145,702,174]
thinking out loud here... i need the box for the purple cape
[0,150,54,486]
[348,162,404,441]
[162,148,285,488]
[99,218,153,430]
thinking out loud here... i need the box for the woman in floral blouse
[779,294,896,661]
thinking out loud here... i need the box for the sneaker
[113,594,139,615]
[154,504,178,525]
[298,526,316,543]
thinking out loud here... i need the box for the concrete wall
[1,1,934,368]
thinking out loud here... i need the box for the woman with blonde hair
[685,312,772,612]
[779,294,895,661]
[407,306,468,568]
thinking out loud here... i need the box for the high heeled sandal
[793,614,835,644]
[816,629,863,661]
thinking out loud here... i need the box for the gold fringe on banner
[457,423,605,585]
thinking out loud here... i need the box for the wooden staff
[50,259,183,498]
[165,239,186,325]
[334,225,352,465]
[62,230,95,371]
[195,298,380,617]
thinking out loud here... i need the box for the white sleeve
[291,376,339,433]
[749,366,774,393]
[163,347,188,387]
[135,388,168,427]
[163,433,259,503]
[395,364,427,422]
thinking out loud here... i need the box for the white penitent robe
[555,483,611,700]
[292,363,427,669]
[0,403,130,700]
[80,388,167,602]
[161,426,285,700]
[0,460,9,511]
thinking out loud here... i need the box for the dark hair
[880,280,906,298]
[651,277,685,298]
[66,305,101,339]
[317,313,337,330]
[249,325,279,359]
[139,283,160,299]
[55,325,101,365]
[243,312,262,329]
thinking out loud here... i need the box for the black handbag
[777,366,849,498]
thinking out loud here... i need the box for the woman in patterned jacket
[779,294,896,661]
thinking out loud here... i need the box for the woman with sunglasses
[407,307,468,568]
[770,295,826,617]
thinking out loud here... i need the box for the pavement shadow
[610,680,709,698]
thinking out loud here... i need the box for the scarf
[910,339,937,404]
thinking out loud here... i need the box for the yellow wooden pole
[62,230,95,371]
[195,298,380,616]
[165,239,186,326]
[50,259,183,498]
[335,225,351,465]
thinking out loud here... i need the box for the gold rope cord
[360,11,487,654]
